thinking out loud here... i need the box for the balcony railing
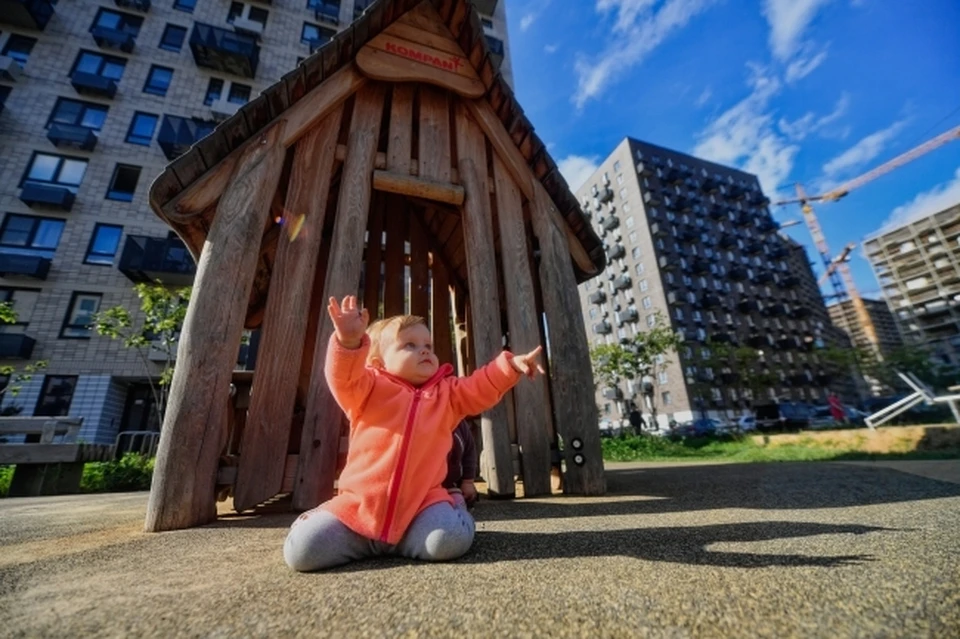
[636,162,652,176]
[643,191,661,207]
[612,275,632,291]
[70,71,118,98]
[0,333,36,359]
[311,0,339,25]
[658,255,674,270]
[118,235,197,286]
[190,22,259,78]
[616,309,638,325]
[737,299,759,314]
[0,253,52,279]
[699,294,721,309]
[115,0,151,10]
[592,321,612,336]
[20,183,75,210]
[587,290,606,305]
[91,25,136,53]
[47,124,98,151]
[157,115,217,160]
[602,386,622,400]
[602,215,619,232]
[0,0,55,31]
[605,244,624,261]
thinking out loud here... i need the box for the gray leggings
[284,496,475,571]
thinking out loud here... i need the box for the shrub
[80,453,155,493]
[0,465,12,497]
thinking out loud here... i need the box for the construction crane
[774,122,960,354]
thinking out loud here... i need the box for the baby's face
[380,323,439,386]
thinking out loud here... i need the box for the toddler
[444,420,478,508]
[284,295,543,571]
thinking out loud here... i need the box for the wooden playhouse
[145,0,607,532]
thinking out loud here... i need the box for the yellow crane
[774,122,960,354]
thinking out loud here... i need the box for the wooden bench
[0,417,114,497]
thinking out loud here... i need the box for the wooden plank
[356,34,485,99]
[387,84,415,171]
[418,85,451,182]
[382,196,409,316]
[233,107,344,512]
[0,443,109,465]
[364,196,386,318]
[145,120,287,532]
[373,170,464,205]
[491,154,553,496]
[386,21,461,57]
[294,83,386,511]
[409,212,430,318]
[0,417,82,436]
[454,101,514,497]
[431,247,453,368]
[399,1,456,39]
[529,183,606,496]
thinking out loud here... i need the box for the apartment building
[864,203,960,368]
[576,138,840,427]
[827,297,903,357]
[0,0,512,445]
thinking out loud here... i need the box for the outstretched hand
[328,295,369,349]
[510,345,546,379]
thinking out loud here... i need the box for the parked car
[755,401,811,431]
[670,418,722,438]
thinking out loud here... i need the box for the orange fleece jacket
[321,333,522,544]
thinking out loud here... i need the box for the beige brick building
[827,297,903,358]
[0,0,512,444]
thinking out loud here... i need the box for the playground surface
[2,460,959,638]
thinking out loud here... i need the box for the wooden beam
[491,154,553,497]
[409,211,430,318]
[146,119,287,532]
[294,83,386,511]
[454,101,514,498]
[233,106,344,512]
[372,170,465,205]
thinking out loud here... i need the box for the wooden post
[145,120,287,531]
[294,84,386,511]
[409,212,430,318]
[233,107,343,512]
[491,154,553,496]
[363,197,385,318]
[454,101,514,497]
[431,250,454,367]
[530,184,606,496]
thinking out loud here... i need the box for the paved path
[1,461,959,637]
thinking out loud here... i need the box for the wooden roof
[147,0,605,281]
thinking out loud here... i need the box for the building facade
[827,297,903,357]
[576,138,841,428]
[0,0,512,445]
[864,203,960,368]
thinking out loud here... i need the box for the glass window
[248,6,270,24]
[159,24,187,52]
[35,375,79,416]
[658,371,668,384]
[227,2,245,22]
[47,98,108,131]
[631,246,641,259]
[126,112,158,145]
[143,65,173,96]
[642,296,652,309]
[625,216,635,229]
[203,78,224,105]
[353,0,373,18]
[73,51,126,80]
[92,8,143,36]
[613,160,621,172]
[23,153,88,193]
[106,164,141,202]
[2,35,37,66]
[635,262,644,275]
[628,231,638,244]
[661,391,671,406]
[301,22,334,46]
[639,279,648,292]
[61,293,102,338]
[85,224,123,265]
[646,314,656,327]
[0,214,65,258]
[227,82,251,104]
[173,0,197,12]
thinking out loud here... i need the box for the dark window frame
[91,7,144,37]
[125,111,159,146]
[60,292,103,339]
[0,214,66,258]
[46,98,109,132]
[143,65,174,96]
[71,50,127,81]
[84,223,124,266]
[20,152,89,193]
[227,82,250,104]
[173,0,197,13]
[301,22,335,46]
[2,34,37,66]
[203,77,223,105]
[158,24,187,52]
[34,375,79,417]
[105,164,142,202]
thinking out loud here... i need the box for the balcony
[748,192,770,207]
[718,233,736,249]
[658,255,675,270]
[19,183,74,211]
[733,212,752,227]
[737,299,759,314]
[209,97,243,120]
[190,22,259,79]
[789,306,810,319]
[636,162,653,176]
[757,218,779,233]
[672,196,692,212]
[755,271,774,284]
[0,253,51,279]
[312,1,339,25]
[0,0,55,31]
[699,294,721,309]
[782,275,800,289]
[613,275,632,291]
[764,303,787,317]
[711,331,735,345]
[118,235,197,286]
[746,334,766,348]
[592,321,612,336]
[643,191,661,207]
[768,245,787,259]
[587,290,606,305]
[157,115,217,160]
[598,187,614,203]
[91,25,136,53]
[115,0,151,10]
[602,386,623,400]
[616,309,638,325]
[0,333,36,359]
[707,206,725,220]
[720,371,739,384]
[70,71,118,98]
[650,222,667,237]
[690,259,709,274]
[726,185,746,200]
[231,16,265,40]
[662,168,681,184]
[602,215,619,232]
[0,55,24,81]
[47,124,98,151]
[701,178,720,193]
[605,244,625,261]
[744,241,762,255]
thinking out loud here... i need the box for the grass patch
[0,454,155,498]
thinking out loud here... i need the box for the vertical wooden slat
[530,183,606,496]
[382,196,407,316]
[233,107,344,512]
[454,101,514,497]
[145,120,287,532]
[387,84,415,171]
[363,196,385,318]
[409,213,430,318]
[491,153,553,496]
[418,85,451,181]
[431,250,453,367]
[293,84,386,511]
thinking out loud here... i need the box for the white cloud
[778,92,849,140]
[558,155,600,191]
[574,0,716,108]
[784,44,828,82]
[881,167,960,231]
[695,87,712,108]
[762,0,833,60]
[544,43,559,54]
[520,0,553,32]
[822,119,908,176]
[520,14,537,30]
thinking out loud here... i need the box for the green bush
[0,465,12,498]
[80,453,155,493]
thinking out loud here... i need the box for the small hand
[511,345,546,379]
[461,480,478,505]
[328,295,369,349]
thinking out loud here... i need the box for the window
[47,98,108,132]
[92,8,143,37]
[631,246,641,259]
[35,375,79,416]
[143,65,173,96]
[0,288,40,332]
[229,2,269,26]
[159,24,187,52]
[625,216,635,229]
[658,371,668,384]
[61,293,102,338]
[613,160,621,172]
[661,391,672,406]
[634,262,644,275]
[628,231,638,244]
[106,165,141,202]
[616,174,624,185]
[646,314,656,328]
[619,188,628,200]
[227,82,251,104]
[173,0,197,12]
[126,112,158,145]
[639,279,648,292]
[203,78,224,105]
[85,224,123,265]
[589,308,598,319]
[301,23,335,46]
[23,153,88,193]
[308,0,341,24]
[73,51,126,80]
[641,296,652,309]
[0,215,65,258]
[2,35,37,66]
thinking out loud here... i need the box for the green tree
[696,340,779,417]
[0,301,48,410]
[821,343,955,395]
[93,283,191,424]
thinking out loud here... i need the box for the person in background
[444,420,478,508]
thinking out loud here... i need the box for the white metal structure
[864,372,960,428]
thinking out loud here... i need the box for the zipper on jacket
[380,388,422,542]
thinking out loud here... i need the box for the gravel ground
[1,460,958,638]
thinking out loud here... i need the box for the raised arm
[447,351,522,418]
[324,296,375,415]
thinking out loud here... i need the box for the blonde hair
[366,315,428,365]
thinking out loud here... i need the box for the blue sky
[503,0,960,299]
